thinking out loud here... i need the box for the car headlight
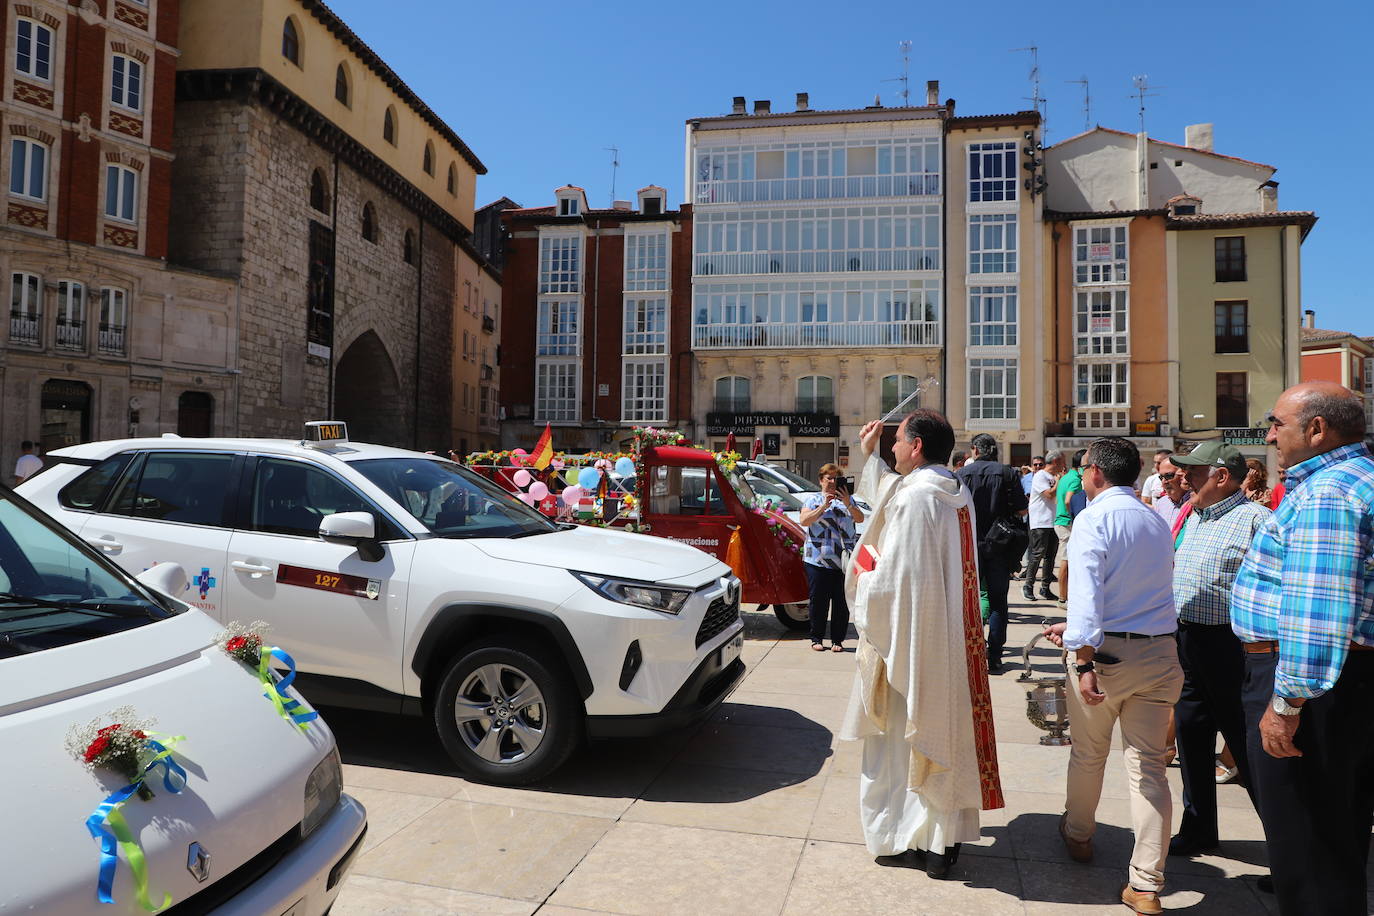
[572,571,691,615]
[302,747,342,839]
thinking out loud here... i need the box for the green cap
[1172,441,1248,477]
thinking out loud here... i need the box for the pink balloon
[518,492,536,505]
[562,485,584,503]
[529,481,549,500]
[512,448,527,455]
[513,469,532,488]
[551,458,565,470]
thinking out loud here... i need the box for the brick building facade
[500,185,693,452]
[2,0,237,471]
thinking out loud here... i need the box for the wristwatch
[1271,695,1302,717]
[1073,660,1094,674]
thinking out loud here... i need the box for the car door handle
[84,535,122,554]
[231,560,274,576]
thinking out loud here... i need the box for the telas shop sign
[707,411,840,437]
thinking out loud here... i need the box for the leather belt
[1103,631,1176,640]
[1244,640,1374,655]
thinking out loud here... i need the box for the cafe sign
[1221,428,1268,447]
[707,411,840,437]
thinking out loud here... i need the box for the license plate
[717,632,744,668]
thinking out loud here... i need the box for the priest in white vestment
[839,409,1005,878]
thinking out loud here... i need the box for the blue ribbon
[84,737,186,910]
[260,646,319,728]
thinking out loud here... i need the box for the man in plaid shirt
[1231,382,1374,915]
[1166,442,1268,860]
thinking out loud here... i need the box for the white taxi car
[0,481,365,913]
[21,423,745,785]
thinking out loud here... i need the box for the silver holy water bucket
[1017,631,1071,746]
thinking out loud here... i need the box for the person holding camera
[799,463,864,651]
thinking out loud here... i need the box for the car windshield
[351,458,557,539]
[0,493,178,658]
[747,477,803,511]
[751,463,815,493]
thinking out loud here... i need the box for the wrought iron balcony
[98,324,126,355]
[56,319,85,350]
[9,312,40,347]
[692,319,940,350]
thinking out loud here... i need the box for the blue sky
[328,0,1372,334]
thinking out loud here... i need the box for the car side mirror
[134,562,189,601]
[319,511,375,540]
[319,512,383,561]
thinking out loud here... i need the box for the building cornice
[176,67,478,248]
[293,0,486,174]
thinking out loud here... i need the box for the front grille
[695,591,740,647]
[162,824,301,914]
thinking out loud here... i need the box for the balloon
[552,458,564,470]
[578,467,602,490]
[513,469,532,488]
[564,468,581,487]
[529,481,549,500]
[512,448,527,456]
[614,457,636,477]
[518,492,536,505]
[562,485,584,504]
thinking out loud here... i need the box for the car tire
[773,602,810,631]
[432,636,581,785]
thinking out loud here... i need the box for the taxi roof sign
[304,421,349,445]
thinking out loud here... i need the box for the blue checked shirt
[801,493,858,570]
[1173,489,1270,626]
[1231,442,1374,699]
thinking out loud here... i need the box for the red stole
[956,506,1005,810]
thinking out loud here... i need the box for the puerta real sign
[707,411,840,437]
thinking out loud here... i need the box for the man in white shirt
[1044,437,1183,916]
[12,440,41,485]
[1023,451,1063,601]
[1140,449,1172,506]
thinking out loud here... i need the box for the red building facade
[500,185,695,451]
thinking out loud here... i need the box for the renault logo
[187,842,211,883]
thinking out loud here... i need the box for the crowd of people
[812,381,1372,916]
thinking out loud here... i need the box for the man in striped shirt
[1166,442,1268,860]
[1231,382,1374,916]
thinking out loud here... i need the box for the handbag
[986,514,1028,555]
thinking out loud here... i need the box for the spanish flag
[530,423,554,470]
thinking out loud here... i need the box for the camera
[837,476,855,493]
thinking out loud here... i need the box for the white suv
[21,429,744,785]
[0,483,365,913]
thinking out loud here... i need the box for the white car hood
[1,610,337,914]
[470,525,725,586]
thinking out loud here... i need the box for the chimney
[867,94,883,109]
[731,96,746,115]
[1184,123,1214,152]
[926,80,939,106]
[612,200,633,211]
[753,99,770,115]
[1260,180,1279,213]
[1304,309,1315,329]
[795,92,809,111]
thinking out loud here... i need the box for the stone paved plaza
[325,590,1335,915]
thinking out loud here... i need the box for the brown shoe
[1058,814,1093,863]
[1121,885,1163,915]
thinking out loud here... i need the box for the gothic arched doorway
[334,331,405,445]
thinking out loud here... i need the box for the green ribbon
[104,805,170,912]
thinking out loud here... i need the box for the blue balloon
[614,457,636,477]
[578,467,602,490]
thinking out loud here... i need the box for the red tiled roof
[1167,211,1317,240]
[1302,327,1362,343]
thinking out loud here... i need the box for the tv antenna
[1067,76,1090,131]
[1130,75,1162,135]
[605,146,620,205]
[1012,45,1046,139]
[882,39,913,105]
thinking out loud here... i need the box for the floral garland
[747,502,803,555]
[67,707,187,910]
[631,426,687,449]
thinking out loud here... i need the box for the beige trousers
[1063,634,1184,892]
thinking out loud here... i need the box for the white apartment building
[686,91,949,479]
